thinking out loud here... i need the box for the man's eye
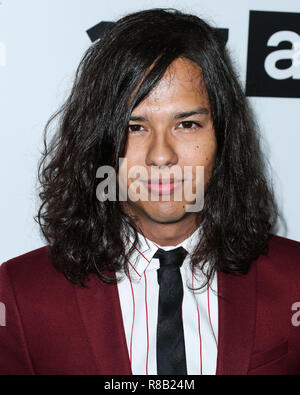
[127,124,145,133]
[178,121,202,130]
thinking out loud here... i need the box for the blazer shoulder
[256,234,300,290]
[0,246,71,296]
[3,245,51,264]
[1,246,53,278]
[267,234,300,264]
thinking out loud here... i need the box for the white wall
[0,0,299,262]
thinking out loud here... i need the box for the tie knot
[153,246,188,268]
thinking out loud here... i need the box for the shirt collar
[123,225,202,281]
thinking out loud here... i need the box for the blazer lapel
[216,262,257,375]
[75,273,132,375]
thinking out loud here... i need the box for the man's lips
[140,179,184,194]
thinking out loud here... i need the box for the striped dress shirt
[116,226,218,375]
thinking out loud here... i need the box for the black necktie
[153,246,188,375]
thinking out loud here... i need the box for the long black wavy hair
[35,7,278,287]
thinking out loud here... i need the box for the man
[1,8,300,375]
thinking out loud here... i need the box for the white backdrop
[0,0,299,263]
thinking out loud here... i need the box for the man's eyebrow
[173,108,209,119]
[129,108,209,122]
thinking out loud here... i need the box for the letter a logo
[246,11,300,98]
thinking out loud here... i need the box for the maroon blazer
[0,234,300,375]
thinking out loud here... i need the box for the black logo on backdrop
[246,10,300,98]
[87,22,229,47]
[87,22,115,42]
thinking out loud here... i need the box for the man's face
[118,57,217,225]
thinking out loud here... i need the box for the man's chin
[122,200,194,224]
[141,205,191,225]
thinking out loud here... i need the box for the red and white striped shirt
[117,226,218,375]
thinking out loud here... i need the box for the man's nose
[145,131,178,168]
